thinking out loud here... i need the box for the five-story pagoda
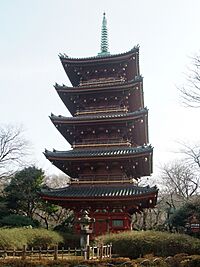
[41,13,158,236]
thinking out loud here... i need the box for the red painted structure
[41,15,158,236]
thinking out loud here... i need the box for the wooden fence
[0,244,112,261]
[86,244,112,260]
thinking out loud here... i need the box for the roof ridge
[50,108,148,121]
[59,45,139,61]
[44,144,153,154]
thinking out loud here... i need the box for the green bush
[96,231,200,259]
[0,228,64,249]
[26,228,64,248]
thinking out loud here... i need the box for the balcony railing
[72,138,132,148]
[79,77,125,87]
[70,174,137,185]
[75,106,128,116]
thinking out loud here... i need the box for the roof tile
[44,145,153,159]
[41,184,158,198]
[51,108,147,122]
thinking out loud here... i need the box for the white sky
[0,0,200,180]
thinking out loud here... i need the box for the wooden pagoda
[41,13,158,236]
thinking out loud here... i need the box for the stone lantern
[78,210,95,248]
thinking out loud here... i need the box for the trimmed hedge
[0,228,64,249]
[96,230,200,258]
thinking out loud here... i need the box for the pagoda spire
[98,12,110,56]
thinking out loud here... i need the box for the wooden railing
[0,244,112,261]
[78,174,125,180]
[75,106,128,116]
[72,138,131,148]
[70,175,135,185]
[79,77,125,87]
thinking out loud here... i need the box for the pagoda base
[40,184,158,236]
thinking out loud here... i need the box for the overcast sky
[0,0,200,180]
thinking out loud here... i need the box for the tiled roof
[41,184,157,198]
[44,145,153,159]
[50,108,147,122]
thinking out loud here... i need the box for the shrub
[0,228,27,249]
[26,228,64,248]
[0,228,64,249]
[96,231,200,259]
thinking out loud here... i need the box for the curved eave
[59,46,139,64]
[44,145,153,161]
[40,185,158,204]
[50,108,148,124]
[55,76,143,93]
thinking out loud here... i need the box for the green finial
[98,12,110,56]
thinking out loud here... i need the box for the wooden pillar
[39,247,42,260]
[54,245,58,260]
[21,245,26,260]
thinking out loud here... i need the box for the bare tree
[0,124,29,180]
[179,54,200,107]
[160,161,199,205]
[178,141,200,169]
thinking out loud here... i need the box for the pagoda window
[112,220,124,227]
